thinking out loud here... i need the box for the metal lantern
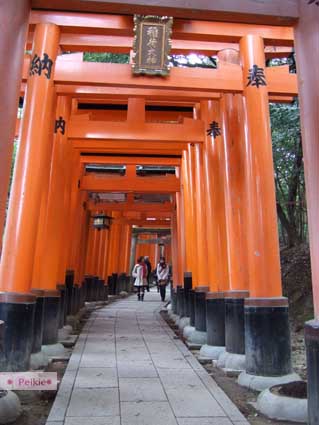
[93,213,111,230]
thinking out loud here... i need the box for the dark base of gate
[176,286,185,317]
[0,293,36,371]
[184,272,192,317]
[194,288,208,332]
[225,292,248,355]
[42,291,60,345]
[206,293,225,346]
[238,297,299,391]
[189,289,195,327]
[57,284,66,328]
[31,289,45,354]
[305,319,319,425]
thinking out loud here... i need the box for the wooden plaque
[132,15,173,76]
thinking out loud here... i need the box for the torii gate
[0,2,319,424]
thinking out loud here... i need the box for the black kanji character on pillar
[308,0,319,5]
[207,121,221,138]
[29,53,53,80]
[54,116,66,135]
[247,64,267,88]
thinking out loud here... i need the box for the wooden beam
[68,118,205,143]
[80,156,181,165]
[29,5,298,28]
[22,57,298,96]
[72,139,186,155]
[80,174,180,192]
[89,202,174,212]
[27,31,293,58]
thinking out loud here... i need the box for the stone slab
[66,388,120,417]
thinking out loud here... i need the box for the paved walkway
[46,289,249,425]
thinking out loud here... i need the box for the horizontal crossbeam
[80,175,180,193]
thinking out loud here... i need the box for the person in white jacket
[132,256,147,301]
[156,256,169,302]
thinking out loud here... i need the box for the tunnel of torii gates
[0,0,319,422]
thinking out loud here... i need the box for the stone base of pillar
[183,325,195,340]
[305,319,319,425]
[186,329,207,346]
[217,352,246,372]
[238,371,301,392]
[30,350,49,370]
[199,344,225,360]
[238,297,298,392]
[0,390,22,424]
[58,325,73,340]
[178,317,190,332]
[256,385,307,423]
[42,291,60,346]
[41,342,68,358]
[30,289,45,355]
[0,294,36,371]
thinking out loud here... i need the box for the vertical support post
[238,35,294,389]
[0,0,30,249]
[0,23,60,371]
[295,3,319,423]
[129,233,138,276]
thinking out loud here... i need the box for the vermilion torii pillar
[294,3,319,423]
[37,96,71,347]
[238,35,296,390]
[0,0,30,252]
[0,23,60,371]
[198,98,230,360]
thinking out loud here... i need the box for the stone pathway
[46,289,249,425]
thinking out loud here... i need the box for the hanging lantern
[93,213,111,230]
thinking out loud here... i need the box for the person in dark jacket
[144,256,152,292]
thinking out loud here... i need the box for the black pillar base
[225,291,249,354]
[84,275,93,302]
[189,290,196,327]
[42,291,61,345]
[57,284,66,329]
[206,293,225,347]
[65,270,74,315]
[0,293,36,371]
[245,298,292,377]
[184,272,192,317]
[194,288,209,332]
[31,289,45,354]
[176,285,184,317]
[171,287,177,314]
[305,319,319,425]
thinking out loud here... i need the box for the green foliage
[270,101,306,246]
[83,52,129,63]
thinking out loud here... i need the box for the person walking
[156,256,169,302]
[132,256,147,301]
[144,256,152,292]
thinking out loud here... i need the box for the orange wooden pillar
[238,35,292,384]
[0,0,30,251]
[106,214,121,294]
[36,96,74,345]
[295,4,319,423]
[176,168,186,285]
[0,23,60,371]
